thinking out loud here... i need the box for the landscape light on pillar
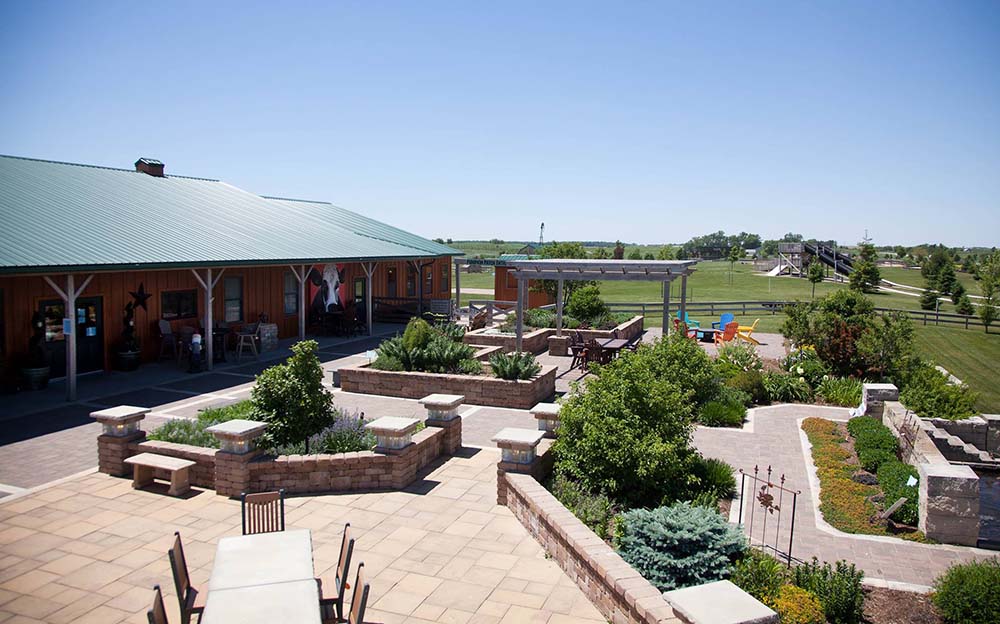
[419,394,464,422]
[492,427,544,464]
[90,405,150,437]
[530,402,561,437]
[365,416,420,451]
[206,419,268,454]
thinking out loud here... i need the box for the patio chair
[354,304,368,336]
[147,584,168,624]
[168,532,205,624]
[241,489,285,535]
[157,320,177,361]
[676,310,701,328]
[177,326,196,363]
[235,322,259,362]
[714,321,739,346]
[711,313,735,330]
[318,523,355,622]
[737,318,761,345]
[346,563,370,624]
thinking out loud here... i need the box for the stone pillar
[366,416,421,488]
[983,414,1000,455]
[493,428,546,505]
[918,462,981,546]
[547,335,570,357]
[207,419,268,497]
[420,394,464,454]
[862,383,899,418]
[531,402,561,438]
[91,406,150,476]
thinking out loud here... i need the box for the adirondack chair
[712,313,735,330]
[676,310,700,328]
[737,319,760,345]
[715,321,739,346]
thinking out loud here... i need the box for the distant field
[450,241,529,257]
[879,265,980,294]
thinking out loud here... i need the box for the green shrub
[731,550,788,603]
[250,340,335,453]
[816,377,863,407]
[717,341,763,374]
[847,416,898,472]
[715,385,752,410]
[725,370,768,406]
[373,330,476,374]
[565,285,608,323]
[615,502,746,591]
[641,332,724,408]
[489,352,541,380]
[698,401,745,427]
[792,558,865,624]
[549,472,617,540]
[763,371,812,403]
[522,308,555,328]
[457,358,483,375]
[434,321,466,341]
[932,557,1000,624]
[553,337,701,507]
[767,585,825,624]
[691,456,737,499]
[784,346,829,388]
[899,363,978,420]
[402,317,434,351]
[275,409,377,455]
[149,418,218,447]
[876,460,919,526]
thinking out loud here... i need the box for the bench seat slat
[125,452,196,471]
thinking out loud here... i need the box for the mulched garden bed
[864,586,942,624]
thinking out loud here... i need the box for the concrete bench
[124,452,196,496]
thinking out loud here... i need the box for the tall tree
[978,251,1000,332]
[849,242,881,293]
[807,260,825,298]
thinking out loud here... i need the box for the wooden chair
[177,326,196,363]
[318,523,355,623]
[347,563,370,624]
[168,532,205,624]
[158,320,177,361]
[235,322,259,362]
[241,489,285,535]
[714,321,739,346]
[712,313,735,330]
[737,318,761,345]
[147,584,169,624]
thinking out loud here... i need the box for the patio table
[202,528,320,624]
[598,338,629,352]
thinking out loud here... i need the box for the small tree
[727,245,743,285]
[956,293,975,316]
[628,248,643,260]
[980,282,998,333]
[656,246,674,260]
[251,340,333,453]
[613,240,625,260]
[848,242,881,293]
[807,261,825,298]
[643,252,655,260]
[950,281,966,305]
[919,286,939,311]
[937,262,958,296]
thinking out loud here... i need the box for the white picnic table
[202,529,320,624]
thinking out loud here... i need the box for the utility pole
[539,222,545,247]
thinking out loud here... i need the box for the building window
[386,267,397,297]
[354,278,365,304]
[283,272,298,315]
[423,265,433,295]
[406,265,417,297]
[162,290,198,321]
[224,277,243,323]
[440,263,449,293]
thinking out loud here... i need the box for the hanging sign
[62,318,73,335]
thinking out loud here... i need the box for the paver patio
[0,447,604,624]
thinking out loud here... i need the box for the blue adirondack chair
[712,313,735,330]
[676,310,700,328]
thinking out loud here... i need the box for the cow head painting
[308,264,349,321]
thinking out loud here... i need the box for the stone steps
[927,423,995,464]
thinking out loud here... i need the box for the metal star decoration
[129,282,152,311]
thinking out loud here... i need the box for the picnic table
[202,529,320,624]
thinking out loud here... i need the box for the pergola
[505,259,699,352]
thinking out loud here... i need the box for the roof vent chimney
[135,158,165,177]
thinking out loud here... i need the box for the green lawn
[911,324,1000,413]
[878,265,980,294]
[453,270,495,290]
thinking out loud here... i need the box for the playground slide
[766,265,783,277]
[803,242,853,276]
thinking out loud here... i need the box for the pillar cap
[492,427,544,450]
[205,419,268,441]
[419,394,465,411]
[90,405,150,425]
[530,403,561,418]
[365,416,420,436]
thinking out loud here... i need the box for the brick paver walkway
[694,404,996,589]
[0,448,603,624]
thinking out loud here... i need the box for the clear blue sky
[2,1,998,247]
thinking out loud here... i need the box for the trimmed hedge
[932,557,1000,624]
[876,460,919,526]
[846,416,898,472]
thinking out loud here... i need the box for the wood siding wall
[0,257,452,372]
[494,267,555,308]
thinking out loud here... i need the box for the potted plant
[116,301,141,371]
[21,312,50,390]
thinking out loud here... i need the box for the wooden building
[0,155,458,399]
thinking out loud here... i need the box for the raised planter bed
[462,315,645,356]
[339,363,557,409]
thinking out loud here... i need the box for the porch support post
[190,268,225,371]
[289,265,308,341]
[662,279,671,336]
[555,279,564,337]
[454,260,461,318]
[515,277,525,353]
[44,273,93,401]
[362,262,377,337]
[680,273,688,324]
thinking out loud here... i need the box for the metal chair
[147,584,169,624]
[241,489,285,535]
[167,532,205,624]
[158,320,177,361]
[318,523,355,623]
[235,322,259,362]
[346,563,370,624]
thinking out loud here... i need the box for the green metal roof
[0,155,462,274]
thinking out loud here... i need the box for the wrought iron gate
[738,465,801,566]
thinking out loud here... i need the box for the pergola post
[555,279,564,337]
[680,273,688,323]
[191,268,225,370]
[454,260,461,318]
[662,280,671,335]
[43,273,94,401]
[362,262,377,336]
[289,264,309,341]
[515,277,525,353]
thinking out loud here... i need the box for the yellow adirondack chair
[737,319,760,345]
